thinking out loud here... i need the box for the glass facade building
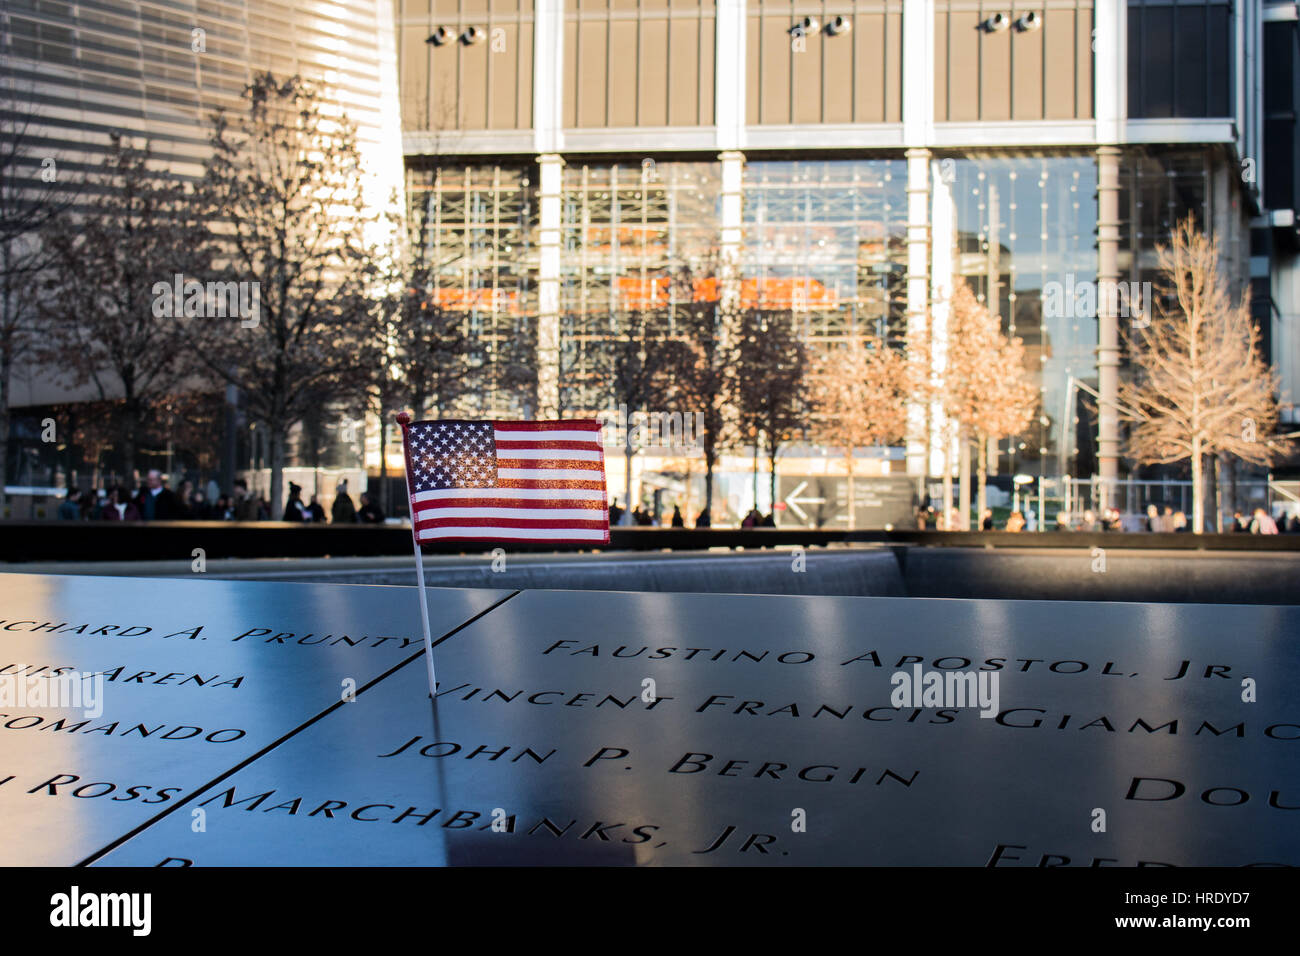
[406,162,539,417]
[7,0,1289,521]
[948,155,1098,479]
[400,144,1254,507]
[742,159,908,347]
[3,0,404,205]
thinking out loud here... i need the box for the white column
[1093,3,1125,507]
[902,1,934,481]
[537,153,564,417]
[905,148,931,477]
[929,163,954,479]
[1096,146,1121,505]
[902,0,934,148]
[533,0,565,155]
[1094,0,1125,145]
[715,0,746,151]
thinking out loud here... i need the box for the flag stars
[407,421,498,491]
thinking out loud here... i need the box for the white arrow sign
[783,481,827,522]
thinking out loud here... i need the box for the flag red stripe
[415,516,609,530]
[417,533,610,544]
[495,458,605,471]
[494,420,601,431]
[494,439,604,451]
[495,477,607,490]
[414,498,604,510]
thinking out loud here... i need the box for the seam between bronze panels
[73,589,524,867]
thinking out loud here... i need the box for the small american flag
[398,416,610,545]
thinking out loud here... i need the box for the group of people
[281,481,386,524]
[57,473,387,524]
[1227,508,1298,534]
[607,500,717,528]
[912,502,1297,533]
[57,469,223,522]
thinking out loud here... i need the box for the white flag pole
[412,535,437,697]
[397,412,438,697]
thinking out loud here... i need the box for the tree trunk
[958,428,971,530]
[704,454,714,515]
[845,449,856,531]
[1229,455,1238,516]
[1190,438,1203,534]
[976,432,988,527]
[270,427,287,520]
[751,440,759,510]
[940,429,953,531]
[378,416,389,517]
[121,405,138,493]
[768,441,779,526]
[1212,452,1223,533]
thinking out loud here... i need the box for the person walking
[57,488,83,520]
[189,490,213,520]
[306,494,326,523]
[670,505,684,527]
[357,493,386,524]
[136,470,183,520]
[331,480,357,523]
[232,479,259,521]
[283,483,307,521]
[102,486,141,521]
[1249,508,1279,534]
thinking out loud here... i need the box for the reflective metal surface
[64,583,1300,867]
[0,574,507,865]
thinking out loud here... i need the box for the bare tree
[943,279,1037,523]
[607,301,676,523]
[661,263,741,518]
[364,206,472,512]
[556,309,613,416]
[737,307,807,518]
[807,332,909,529]
[39,135,207,486]
[1120,217,1290,532]
[191,73,374,518]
